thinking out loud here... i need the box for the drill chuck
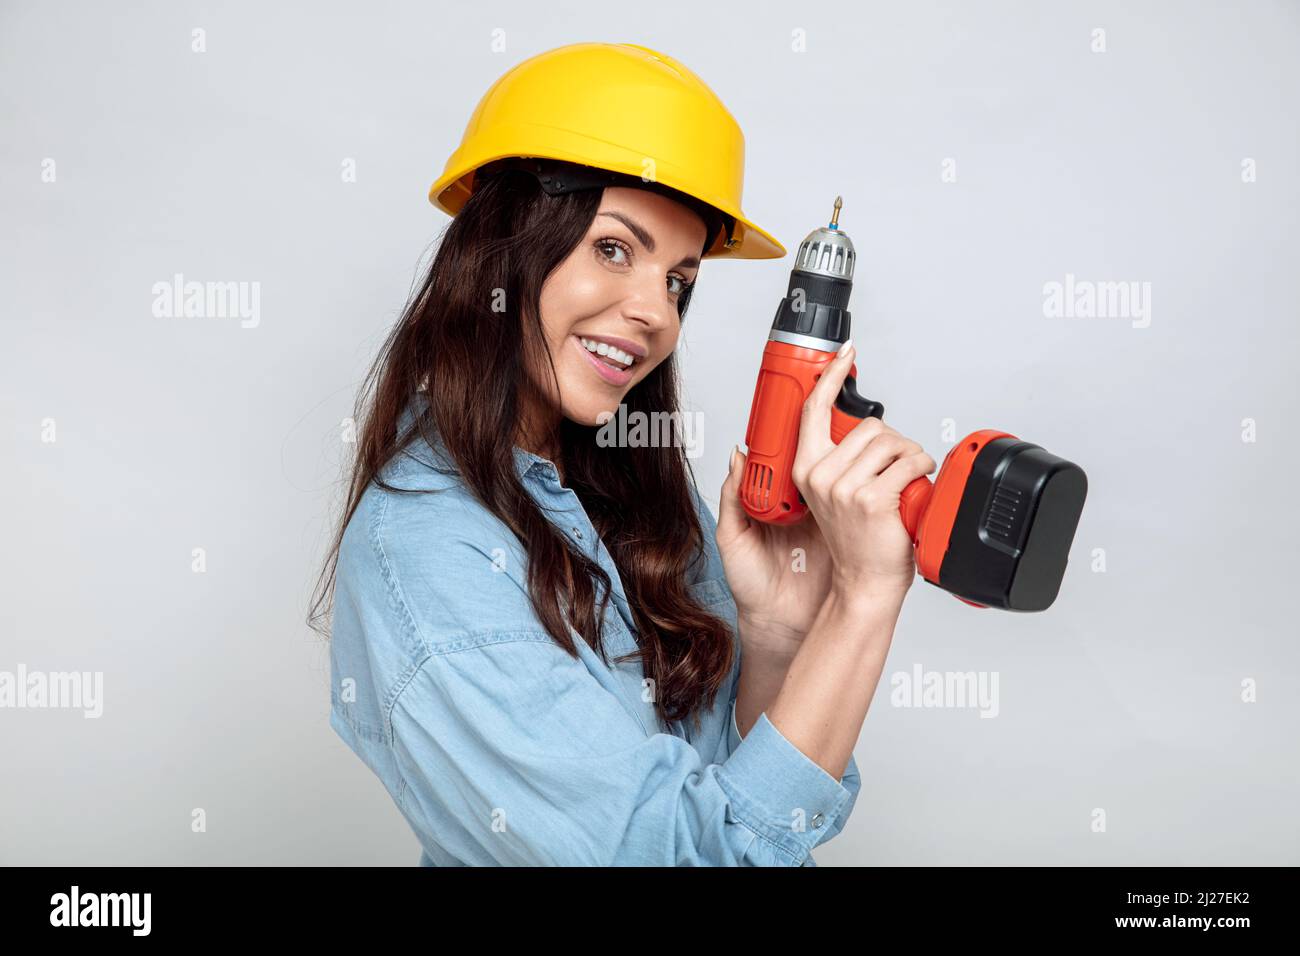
[768,197,857,349]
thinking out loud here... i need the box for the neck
[515,402,563,476]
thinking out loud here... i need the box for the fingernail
[838,339,854,357]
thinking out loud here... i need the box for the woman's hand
[791,341,936,602]
[715,446,837,658]
[714,341,937,657]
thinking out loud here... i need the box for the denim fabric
[328,389,861,865]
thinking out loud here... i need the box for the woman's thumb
[716,444,751,541]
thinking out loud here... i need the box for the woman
[310,43,935,866]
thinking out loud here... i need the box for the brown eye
[595,238,632,265]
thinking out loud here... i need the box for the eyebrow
[598,211,701,270]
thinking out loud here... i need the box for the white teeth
[579,336,636,368]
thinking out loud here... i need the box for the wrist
[735,611,803,660]
[826,577,909,623]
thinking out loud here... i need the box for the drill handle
[829,375,934,543]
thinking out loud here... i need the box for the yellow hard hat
[428,42,786,260]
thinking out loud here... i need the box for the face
[528,186,707,434]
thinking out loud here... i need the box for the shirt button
[811,812,825,829]
[572,528,583,540]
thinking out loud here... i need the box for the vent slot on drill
[744,461,774,511]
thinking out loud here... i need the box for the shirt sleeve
[691,478,864,849]
[727,694,862,849]
[388,634,857,866]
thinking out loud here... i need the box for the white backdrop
[2,0,1297,864]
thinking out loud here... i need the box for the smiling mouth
[577,336,639,369]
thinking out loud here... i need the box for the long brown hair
[308,162,734,728]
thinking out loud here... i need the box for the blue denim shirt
[328,390,861,866]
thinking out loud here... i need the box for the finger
[793,340,856,483]
[872,450,939,496]
[830,435,929,500]
[715,444,752,543]
[818,412,886,474]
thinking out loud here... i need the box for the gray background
[2,0,1296,865]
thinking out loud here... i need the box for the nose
[619,271,679,333]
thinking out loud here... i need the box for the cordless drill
[740,199,1088,611]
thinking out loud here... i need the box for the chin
[563,395,626,428]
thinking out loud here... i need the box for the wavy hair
[308,162,735,728]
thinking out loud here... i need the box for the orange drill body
[739,200,1087,612]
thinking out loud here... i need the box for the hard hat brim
[428,150,786,261]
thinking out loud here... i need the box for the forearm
[733,633,796,741]
[754,588,904,781]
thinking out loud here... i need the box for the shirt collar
[513,446,558,484]
[398,389,561,486]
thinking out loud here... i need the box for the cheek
[540,257,614,337]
